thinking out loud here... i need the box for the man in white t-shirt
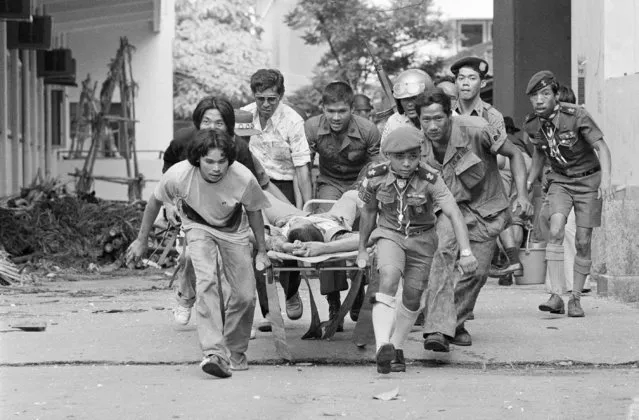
[126,129,271,379]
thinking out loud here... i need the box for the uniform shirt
[155,160,270,239]
[421,115,510,223]
[162,127,270,188]
[305,114,380,185]
[524,102,603,176]
[358,162,456,235]
[241,102,312,181]
[455,98,505,134]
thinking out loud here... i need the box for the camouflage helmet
[392,69,434,100]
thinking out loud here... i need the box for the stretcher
[262,199,378,361]
[264,249,377,361]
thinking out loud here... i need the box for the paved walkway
[1,271,638,367]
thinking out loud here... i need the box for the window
[460,23,484,48]
[50,90,63,147]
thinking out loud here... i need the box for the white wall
[66,19,174,154]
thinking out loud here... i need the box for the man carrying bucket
[524,71,614,317]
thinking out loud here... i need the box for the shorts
[546,170,602,228]
[371,226,437,290]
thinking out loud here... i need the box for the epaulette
[417,163,438,184]
[559,103,577,115]
[365,163,389,178]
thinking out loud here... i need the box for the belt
[553,166,600,178]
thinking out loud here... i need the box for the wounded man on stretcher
[261,190,365,256]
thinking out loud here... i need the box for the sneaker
[390,349,406,373]
[173,304,191,325]
[286,292,303,320]
[230,352,249,371]
[200,355,232,378]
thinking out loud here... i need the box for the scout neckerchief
[392,171,415,236]
[539,104,568,166]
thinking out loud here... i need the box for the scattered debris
[373,387,399,401]
[92,309,147,314]
[10,320,47,332]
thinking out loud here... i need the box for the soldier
[305,81,380,328]
[524,71,613,317]
[356,126,478,374]
[451,57,505,132]
[353,94,374,120]
[380,69,434,148]
[417,88,533,349]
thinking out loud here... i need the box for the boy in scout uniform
[356,126,478,374]
[524,70,614,317]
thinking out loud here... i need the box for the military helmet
[392,69,434,100]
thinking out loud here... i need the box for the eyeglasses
[255,95,280,105]
[393,82,426,98]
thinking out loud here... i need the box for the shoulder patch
[417,164,438,184]
[366,163,389,178]
[559,103,577,115]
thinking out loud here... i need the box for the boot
[538,293,565,314]
[327,291,344,332]
[567,296,585,317]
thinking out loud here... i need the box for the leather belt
[553,166,600,178]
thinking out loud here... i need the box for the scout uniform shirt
[523,102,603,177]
[359,162,456,236]
[421,115,510,241]
[305,114,380,187]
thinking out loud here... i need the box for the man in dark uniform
[451,57,505,132]
[524,71,614,317]
[356,126,478,374]
[305,81,381,328]
[353,94,374,120]
[417,88,533,349]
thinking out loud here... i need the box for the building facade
[0,0,174,199]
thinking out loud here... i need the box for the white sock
[390,301,420,350]
[372,296,395,351]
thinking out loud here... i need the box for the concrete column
[10,50,22,192]
[29,50,38,180]
[493,0,572,125]
[21,50,32,184]
[38,78,46,175]
[0,22,10,196]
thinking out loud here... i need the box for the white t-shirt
[155,160,270,241]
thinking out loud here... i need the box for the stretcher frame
[262,199,378,361]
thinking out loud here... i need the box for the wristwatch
[460,248,473,257]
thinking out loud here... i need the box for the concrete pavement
[1,269,638,367]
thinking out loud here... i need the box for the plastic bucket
[514,233,547,285]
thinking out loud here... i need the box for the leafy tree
[285,0,449,100]
[173,0,269,119]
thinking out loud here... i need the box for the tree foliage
[285,0,449,95]
[173,0,269,119]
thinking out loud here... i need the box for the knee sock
[390,301,421,350]
[572,257,592,300]
[545,243,566,295]
[372,293,396,351]
[505,247,520,264]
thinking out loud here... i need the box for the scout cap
[353,94,373,111]
[234,109,260,136]
[526,70,556,95]
[450,57,489,78]
[383,126,423,154]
